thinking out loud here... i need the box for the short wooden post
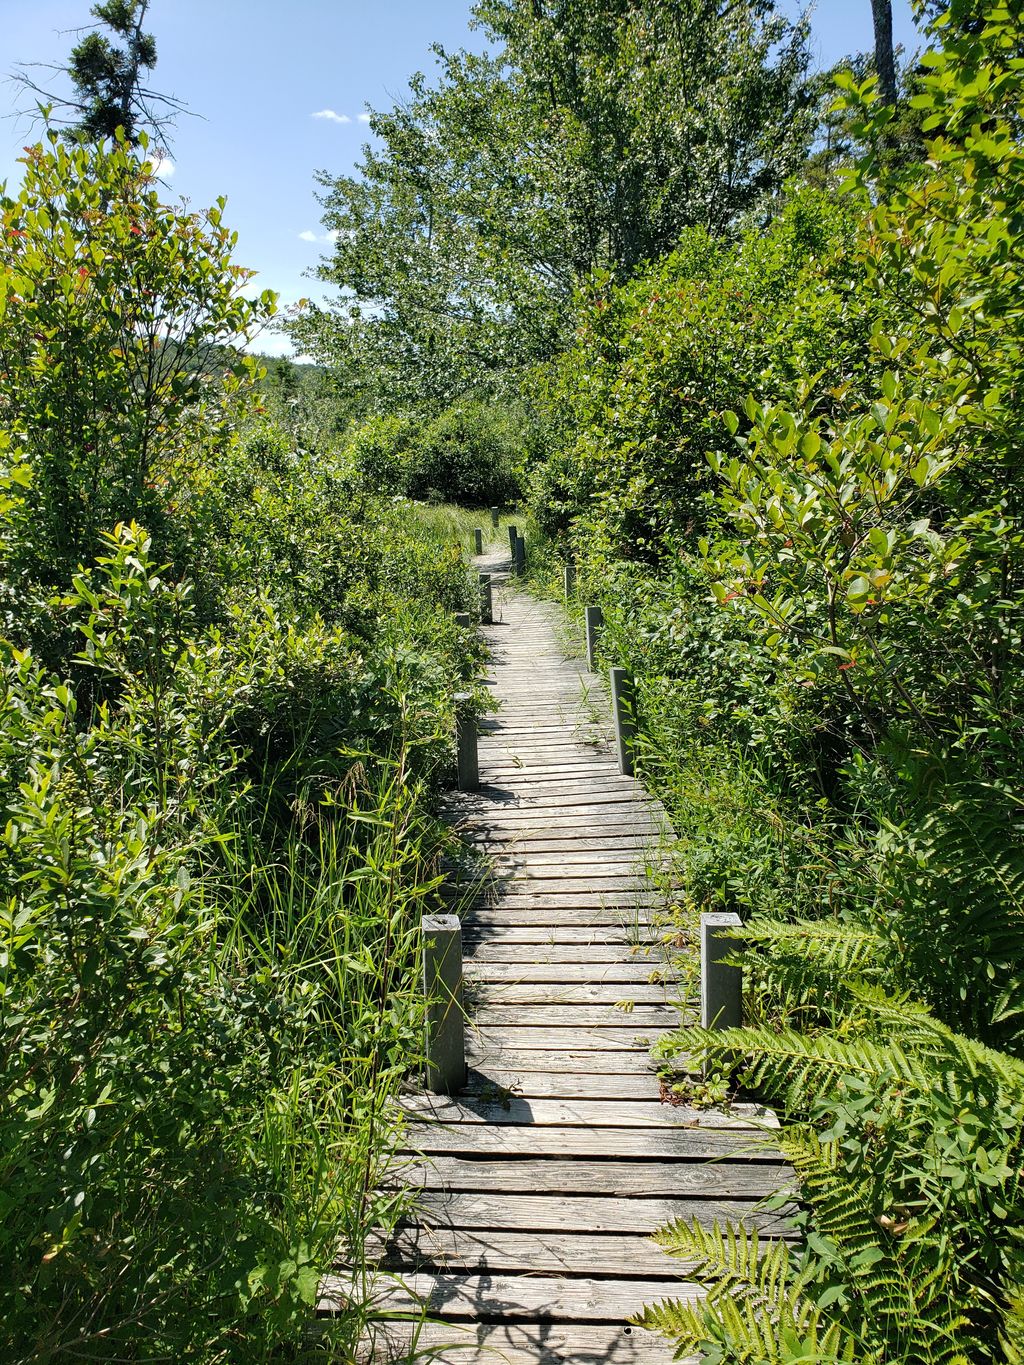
[453,611,471,628]
[507,524,518,558]
[479,572,493,625]
[608,666,635,777]
[584,604,604,672]
[564,561,576,600]
[490,506,500,529]
[473,527,483,555]
[513,534,526,576]
[422,913,466,1094]
[454,691,478,791]
[701,912,743,1033]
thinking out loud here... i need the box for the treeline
[0,134,483,1356]
[297,0,1024,1359]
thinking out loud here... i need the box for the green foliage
[638,1220,863,1363]
[531,188,867,547]
[655,946,1024,1361]
[291,0,814,403]
[67,1,160,144]
[524,7,1024,1363]
[0,128,275,593]
[409,400,524,506]
[344,413,416,496]
[0,128,483,1359]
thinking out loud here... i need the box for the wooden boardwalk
[326,550,792,1363]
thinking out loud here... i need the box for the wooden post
[700,912,742,1032]
[454,691,478,791]
[479,572,493,625]
[564,561,576,600]
[453,611,471,628]
[422,913,466,1094]
[490,506,500,529]
[584,605,604,673]
[507,524,518,558]
[473,527,483,555]
[513,534,526,576]
[608,666,635,777]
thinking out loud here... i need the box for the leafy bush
[0,129,274,592]
[0,132,482,1360]
[527,7,1024,1362]
[344,412,416,495]
[530,189,866,548]
[409,399,524,506]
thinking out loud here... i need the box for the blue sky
[2,2,921,356]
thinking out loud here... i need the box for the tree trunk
[870,0,898,104]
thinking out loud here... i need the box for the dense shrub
[531,188,867,549]
[0,133,481,1360]
[343,412,416,495]
[408,399,524,506]
[530,7,1024,1360]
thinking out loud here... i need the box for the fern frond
[740,917,882,977]
[639,1216,866,1363]
[687,1021,923,1112]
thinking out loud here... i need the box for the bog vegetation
[4,0,1024,1360]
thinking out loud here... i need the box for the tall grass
[206,748,452,1359]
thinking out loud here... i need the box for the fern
[874,777,1024,1049]
[636,1218,866,1364]
[644,908,1024,1364]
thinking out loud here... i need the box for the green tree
[14,1,185,148]
[291,0,813,407]
[0,129,276,591]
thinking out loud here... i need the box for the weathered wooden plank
[461,891,661,908]
[322,1272,701,1322]
[389,1156,789,1199]
[468,981,673,1005]
[456,811,667,833]
[465,962,672,982]
[466,950,672,970]
[400,1122,785,1161]
[408,1190,795,1236]
[464,834,661,854]
[467,846,656,865]
[465,1025,673,1051]
[469,1005,677,1027]
[371,1319,688,1365]
[461,906,661,924]
[457,792,652,812]
[368,1227,687,1277]
[461,1047,666,1074]
[464,1069,664,1100]
[456,875,651,895]
[466,861,651,880]
[480,760,622,776]
[401,1094,779,1130]
[461,926,659,944]
[410,1310,681,1362]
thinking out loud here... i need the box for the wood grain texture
[323,1272,702,1321]
[370,1320,688,1365]
[388,1157,790,1199]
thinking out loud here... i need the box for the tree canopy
[289,0,814,410]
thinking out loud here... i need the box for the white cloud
[150,155,174,177]
[312,109,351,124]
[357,112,371,124]
[298,229,340,245]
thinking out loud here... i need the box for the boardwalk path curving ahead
[325,547,793,1363]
